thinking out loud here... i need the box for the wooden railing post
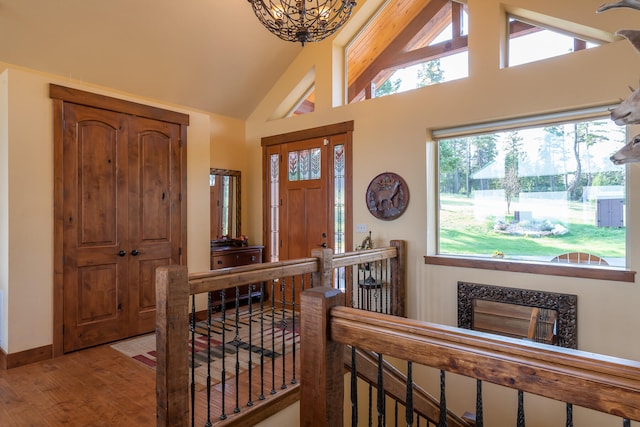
[300,286,344,427]
[155,265,189,427]
[390,240,407,317]
[311,248,334,288]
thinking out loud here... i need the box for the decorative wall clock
[365,172,409,220]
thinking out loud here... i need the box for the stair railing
[301,291,640,426]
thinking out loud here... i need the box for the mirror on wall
[210,168,241,243]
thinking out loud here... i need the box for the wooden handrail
[304,302,640,424]
[188,257,318,294]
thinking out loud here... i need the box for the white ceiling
[0,0,302,119]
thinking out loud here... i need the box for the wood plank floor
[0,340,301,426]
[0,344,157,426]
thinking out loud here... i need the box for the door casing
[50,84,189,357]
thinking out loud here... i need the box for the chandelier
[248,0,357,46]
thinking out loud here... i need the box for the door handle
[320,243,327,248]
[118,250,127,257]
[131,249,140,256]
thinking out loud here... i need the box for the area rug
[111,308,300,389]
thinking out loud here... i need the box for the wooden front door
[61,103,183,352]
[263,122,353,264]
[263,124,352,305]
[280,137,330,260]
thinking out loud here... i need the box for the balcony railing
[155,241,406,426]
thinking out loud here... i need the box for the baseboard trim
[0,345,52,370]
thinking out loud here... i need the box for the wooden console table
[210,245,264,309]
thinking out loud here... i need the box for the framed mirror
[210,168,241,242]
[457,281,577,349]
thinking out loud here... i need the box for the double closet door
[61,102,184,353]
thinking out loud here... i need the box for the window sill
[424,255,636,283]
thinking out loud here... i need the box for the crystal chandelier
[248,0,357,46]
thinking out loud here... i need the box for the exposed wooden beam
[348,0,452,102]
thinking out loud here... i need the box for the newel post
[155,265,190,427]
[311,247,334,288]
[300,286,345,427]
[390,240,407,317]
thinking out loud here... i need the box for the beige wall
[0,66,246,354]
[1,0,639,424]
[245,0,640,425]
[0,69,8,350]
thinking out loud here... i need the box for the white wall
[245,0,640,425]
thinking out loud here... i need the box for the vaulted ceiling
[0,0,302,119]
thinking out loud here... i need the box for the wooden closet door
[127,116,182,335]
[62,105,183,352]
[62,104,130,352]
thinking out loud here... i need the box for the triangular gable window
[269,67,315,120]
[507,17,603,67]
[289,87,315,117]
[347,0,469,103]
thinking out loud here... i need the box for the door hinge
[179,247,183,256]
[179,139,183,147]
[179,193,183,201]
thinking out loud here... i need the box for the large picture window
[437,115,627,267]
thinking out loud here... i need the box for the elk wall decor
[599,2,640,163]
[365,172,409,220]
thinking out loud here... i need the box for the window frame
[425,107,636,283]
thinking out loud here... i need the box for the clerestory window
[347,0,469,103]
[507,16,602,67]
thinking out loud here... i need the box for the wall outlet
[356,223,367,232]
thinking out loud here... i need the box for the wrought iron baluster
[247,284,254,407]
[351,346,358,427]
[233,286,241,414]
[377,353,385,426]
[384,259,390,314]
[220,289,227,420]
[438,370,447,427]
[394,400,399,426]
[517,390,525,427]
[280,277,287,390]
[291,275,298,385]
[349,265,356,308]
[270,279,277,395]
[259,282,266,401]
[376,260,382,313]
[476,379,483,427]
[406,361,414,427]
[205,293,213,427]
[358,265,363,310]
[190,294,197,427]
[565,403,572,427]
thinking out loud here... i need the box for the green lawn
[439,193,625,260]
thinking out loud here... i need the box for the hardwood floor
[0,339,301,426]
[0,344,156,426]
